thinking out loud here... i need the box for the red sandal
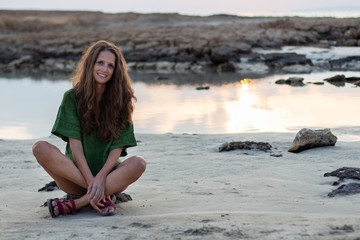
[47,198,76,218]
[99,199,116,216]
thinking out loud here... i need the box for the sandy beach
[1,129,360,239]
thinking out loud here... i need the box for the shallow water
[1,71,360,140]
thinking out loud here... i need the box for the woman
[32,40,146,217]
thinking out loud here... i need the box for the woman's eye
[97,61,103,65]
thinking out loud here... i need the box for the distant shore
[0,10,360,78]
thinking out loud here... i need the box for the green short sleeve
[110,123,137,156]
[51,88,81,142]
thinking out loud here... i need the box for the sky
[1,0,360,16]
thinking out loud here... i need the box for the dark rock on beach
[38,181,59,192]
[327,183,360,197]
[324,167,360,181]
[288,128,337,153]
[324,167,360,197]
[219,141,272,152]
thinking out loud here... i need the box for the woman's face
[93,50,116,86]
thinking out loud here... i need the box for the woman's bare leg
[105,156,146,196]
[87,155,145,214]
[32,140,88,195]
[33,141,146,215]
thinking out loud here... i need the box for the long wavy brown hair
[71,40,136,142]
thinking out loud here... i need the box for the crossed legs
[32,140,146,215]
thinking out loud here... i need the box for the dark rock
[263,53,312,69]
[184,226,226,236]
[210,46,238,64]
[113,192,133,203]
[354,81,360,87]
[282,64,313,73]
[324,167,360,197]
[38,181,59,192]
[330,225,354,233]
[288,128,337,153]
[217,62,236,72]
[219,141,272,152]
[328,183,360,197]
[329,56,360,71]
[345,77,360,83]
[275,77,305,87]
[324,167,360,181]
[324,74,346,87]
[324,74,346,82]
[129,222,152,228]
[155,76,170,81]
[270,153,283,157]
[196,86,210,90]
[174,51,198,62]
[344,28,358,39]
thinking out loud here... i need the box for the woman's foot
[99,199,116,216]
[48,199,76,218]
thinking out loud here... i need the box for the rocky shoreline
[1,10,360,77]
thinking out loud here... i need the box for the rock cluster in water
[1,11,360,77]
[274,74,360,87]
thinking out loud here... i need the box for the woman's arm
[87,147,123,212]
[96,147,123,181]
[69,138,94,186]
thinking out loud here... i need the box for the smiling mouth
[97,73,107,78]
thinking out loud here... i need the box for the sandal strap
[68,199,76,215]
[104,199,115,209]
[53,199,76,216]
[61,199,76,215]
[54,199,65,216]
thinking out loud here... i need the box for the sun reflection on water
[223,78,288,133]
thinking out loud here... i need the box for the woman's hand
[87,174,106,212]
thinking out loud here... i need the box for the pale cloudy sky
[1,0,359,16]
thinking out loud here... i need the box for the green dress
[51,88,137,176]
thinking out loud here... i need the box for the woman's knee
[131,156,146,173]
[32,140,53,162]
